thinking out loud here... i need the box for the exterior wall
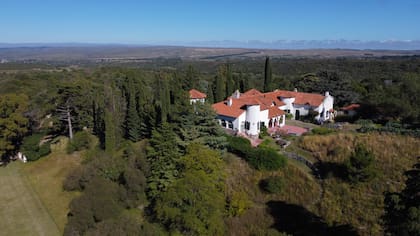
[216,115,237,130]
[190,98,205,104]
[234,112,246,132]
[293,104,311,117]
[245,105,260,136]
[279,97,296,119]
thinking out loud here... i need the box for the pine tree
[125,78,141,141]
[146,123,182,199]
[264,56,273,92]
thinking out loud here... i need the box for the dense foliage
[227,136,286,171]
[384,159,420,235]
[1,56,419,235]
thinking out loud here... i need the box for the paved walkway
[269,125,309,136]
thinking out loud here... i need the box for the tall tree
[384,159,420,235]
[264,56,273,92]
[175,103,227,151]
[225,63,235,97]
[125,77,141,141]
[214,65,227,102]
[146,123,181,199]
[155,143,226,235]
[0,94,29,159]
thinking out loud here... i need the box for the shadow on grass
[267,201,358,236]
[314,161,348,180]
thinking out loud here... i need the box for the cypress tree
[126,86,141,141]
[225,63,234,97]
[104,108,116,153]
[214,66,226,102]
[264,56,272,92]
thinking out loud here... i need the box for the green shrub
[67,131,93,154]
[249,147,287,171]
[226,136,253,157]
[261,176,284,194]
[227,136,286,171]
[21,133,51,161]
[345,144,377,183]
[259,126,268,139]
[311,127,334,135]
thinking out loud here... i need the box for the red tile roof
[189,89,207,99]
[341,104,360,111]
[212,88,326,118]
[212,101,245,118]
[268,106,285,118]
[241,88,263,97]
[267,90,325,106]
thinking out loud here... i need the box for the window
[245,121,250,130]
[221,120,226,127]
[228,121,233,129]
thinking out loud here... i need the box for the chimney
[293,88,298,92]
[325,91,330,96]
[227,98,233,106]
[233,89,241,99]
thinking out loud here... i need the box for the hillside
[224,132,420,235]
[0,138,82,235]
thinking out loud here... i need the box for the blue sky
[1,0,419,44]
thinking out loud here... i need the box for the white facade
[213,89,333,136]
[190,98,205,104]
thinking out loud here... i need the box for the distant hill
[0,44,419,62]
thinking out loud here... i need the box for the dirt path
[0,163,60,236]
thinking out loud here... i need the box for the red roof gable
[341,104,360,111]
[212,101,245,118]
[268,90,325,107]
[189,89,207,99]
[212,88,327,118]
[268,106,285,118]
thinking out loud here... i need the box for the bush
[259,126,268,139]
[311,127,334,135]
[20,133,51,161]
[261,176,284,194]
[226,136,253,157]
[345,144,377,183]
[227,136,286,171]
[249,147,287,171]
[67,131,93,154]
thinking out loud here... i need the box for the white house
[189,89,207,104]
[212,88,334,136]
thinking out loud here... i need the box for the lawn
[0,162,60,236]
[0,137,82,235]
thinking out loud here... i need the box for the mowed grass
[0,162,60,236]
[0,137,82,235]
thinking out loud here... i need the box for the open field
[0,138,82,235]
[0,162,60,236]
[1,46,419,62]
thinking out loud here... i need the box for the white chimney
[233,89,241,99]
[294,88,298,92]
[227,98,233,106]
[325,91,330,96]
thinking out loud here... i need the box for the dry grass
[21,137,83,234]
[299,132,420,235]
[224,152,321,235]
